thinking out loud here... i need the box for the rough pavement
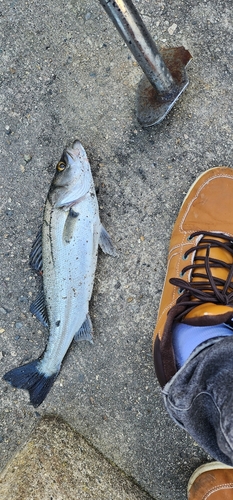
[0,416,153,500]
[0,0,232,499]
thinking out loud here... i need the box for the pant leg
[163,336,233,465]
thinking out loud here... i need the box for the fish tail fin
[3,360,58,408]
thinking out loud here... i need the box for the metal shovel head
[136,46,192,127]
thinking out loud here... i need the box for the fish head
[49,140,94,208]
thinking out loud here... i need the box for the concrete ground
[0,416,153,500]
[0,0,232,499]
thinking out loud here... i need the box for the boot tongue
[184,303,233,325]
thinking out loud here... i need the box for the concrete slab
[0,416,153,499]
[0,0,232,499]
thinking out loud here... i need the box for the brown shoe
[187,461,233,499]
[153,167,233,387]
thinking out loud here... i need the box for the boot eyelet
[187,235,193,241]
[182,254,188,261]
[180,271,184,277]
[178,288,183,294]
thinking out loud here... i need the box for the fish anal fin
[99,224,117,257]
[74,314,93,344]
[30,290,49,328]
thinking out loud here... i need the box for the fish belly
[40,195,100,375]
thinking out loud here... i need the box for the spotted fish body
[4,140,116,406]
[40,153,101,377]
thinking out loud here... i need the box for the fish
[3,140,116,407]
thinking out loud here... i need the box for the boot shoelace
[170,231,233,320]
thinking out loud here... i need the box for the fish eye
[56,161,66,172]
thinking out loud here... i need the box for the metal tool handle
[98,0,175,94]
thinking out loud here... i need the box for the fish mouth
[58,145,78,165]
[65,150,74,161]
[66,140,85,161]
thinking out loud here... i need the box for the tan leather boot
[153,167,233,387]
[188,462,233,499]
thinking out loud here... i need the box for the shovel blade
[136,46,192,127]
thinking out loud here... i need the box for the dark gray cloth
[163,336,233,465]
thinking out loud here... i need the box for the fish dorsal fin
[30,290,49,328]
[99,224,117,257]
[74,314,93,344]
[29,226,43,271]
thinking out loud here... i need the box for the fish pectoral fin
[30,290,49,328]
[63,207,79,244]
[74,314,93,344]
[99,224,117,257]
[29,226,43,271]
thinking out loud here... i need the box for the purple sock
[172,323,233,368]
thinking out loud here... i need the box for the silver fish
[4,140,116,407]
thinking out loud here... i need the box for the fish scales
[40,192,101,376]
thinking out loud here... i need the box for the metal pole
[99,0,176,95]
[98,0,192,126]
